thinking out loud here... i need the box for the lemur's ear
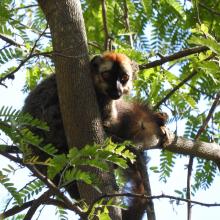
[90,55,103,72]
[153,112,169,126]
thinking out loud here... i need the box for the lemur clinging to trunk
[22,52,138,199]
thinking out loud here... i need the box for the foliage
[0,106,135,218]
[0,0,220,219]
[48,139,135,189]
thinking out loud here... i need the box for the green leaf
[189,36,220,55]
[47,154,67,179]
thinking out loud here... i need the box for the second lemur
[22,52,138,198]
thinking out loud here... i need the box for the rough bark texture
[167,136,220,162]
[144,132,220,166]
[37,0,121,218]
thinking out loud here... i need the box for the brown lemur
[22,52,138,199]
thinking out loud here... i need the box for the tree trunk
[37,0,121,218]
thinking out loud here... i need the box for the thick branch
[142,133,220,165]
[1,132,220,174]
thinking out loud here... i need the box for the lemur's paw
[160,126,173,147]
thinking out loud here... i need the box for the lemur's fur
[108,100,168,146]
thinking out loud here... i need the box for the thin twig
[185,82,215,100]
[101,0,109,50]
[153,54,215,110]
[0,34,23,47]
[3,178,38,212]
[30,25,48,55]
[0,26,49,83]
[186,91,220,220]
[23,190,53,220]
[139,46,208,70]
[1,198,73,218]
[153,70,197,110]
[88,41,103,51]
[0,51,52,83]
[86,192,220,217]
[0,145,20,154]
[13,4,38,11]
[123,0,133,48]
[199,2,220,16]
[9,18,47,36]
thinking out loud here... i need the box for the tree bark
[37,0,121,218]
[143,132,220,167]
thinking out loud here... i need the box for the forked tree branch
[23,190,53,220]
[0,152,85,218]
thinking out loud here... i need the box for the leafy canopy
[0,0,220,219]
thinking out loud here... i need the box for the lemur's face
[91,52,138,100]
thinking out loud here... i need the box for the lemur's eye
[101,71,111,80]
[121,74,129,83]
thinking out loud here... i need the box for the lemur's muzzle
[108,81,123,99]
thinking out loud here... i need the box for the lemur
[22,52,138,199]
[106,101,168,220]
